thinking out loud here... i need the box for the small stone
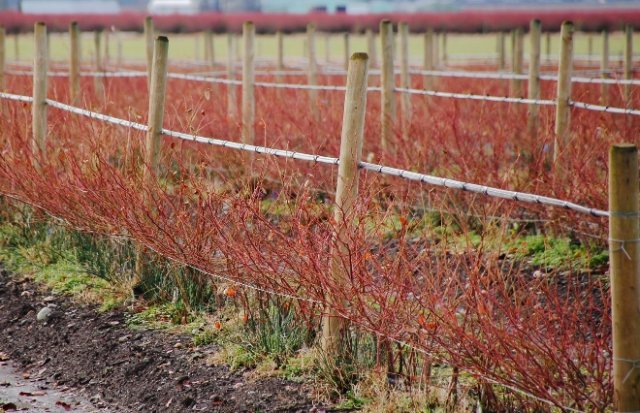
[118,335,131,343]
[533,270,545,278]
[36,307,52,322]
[108,321,120,326]
[43,295,56,303]
[174,342,183,349]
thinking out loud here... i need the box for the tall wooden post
[227,33,237,121]
[380,20,395,151]
[366,28,377,67]
[424,28,434,90]
[498,31,506,71]
[546,31,551,62]
[624,25,633,108]
[204,30,215,69]
[276,30,284,70]
[609,143,640,413]
[433,31,440,68]
[144,16,154,83]
[136,36,169,286]
[94,30,105,99]
[0,27,5,94]
[344,32,350,71]
[104,30,110,67]
[235,33,241,64]
[0,27,5,114]
[13,32,19,62]
[242,21,255,145]
[441,31,448,66]
[510,27,524,98]
[321,52,369,357]
[194,32,201,61]
[144,36,169,184]
[116,30,123,68]
[307,23,318,114]
[399,22,411,140]
[601,29,609,105]
[32,22,47,155]
[554,21,573,164]
[527,19,541,140]
[69,22,81,105]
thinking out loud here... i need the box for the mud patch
[0,271,326,412]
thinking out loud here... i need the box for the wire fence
[8,63,640,85]
[0,50,621,413]
[0,91,610,218]
[6,65,640,116]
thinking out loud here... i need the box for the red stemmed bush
[0,61,634,410]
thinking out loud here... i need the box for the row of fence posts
[3,21,636,121]
[3,24,635,68]
[7,19,640,412]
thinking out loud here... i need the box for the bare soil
[0,269,327,412]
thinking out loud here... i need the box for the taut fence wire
[0,91,611,218]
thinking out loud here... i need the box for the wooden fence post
[204,30,215,69]
[116,30,123,68]
[510,30,516,70]
[609,143,640,413]
[366,28,377,67]
[0,27,5,94]
[0,27,4,115]
[144,35,169,183]
[194,32,201,61]
[94,29,105,99]
[227,33,237,121]
[276,30,284,70]
[135,36,169,286]
[242,21,255,145]
[380,19,395,151]
[32,22,47,155]
[13,32,19,62]
[235,33,241,64]
[104,30,110,67]
[553,21,573,165]
[307,23,318,115]
[546,31,551,62]
[424,28,434,90]
[144,36,169,184]
[322,32,329,64]
[399,22,411,140]
[344,32,350,71]
[497,31,506,71]
[510,27,524,98]
[441,31,448,66]
[624,25,633,108]
[321,52,369,357]
[69,22,80,105]
[144,16,154,83]
[276,30,284,88]
[601,29,609,106]
[527,19,541,140]
[433,31,440,68]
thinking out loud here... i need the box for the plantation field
[7,29,639,63]
[1,16,640,413]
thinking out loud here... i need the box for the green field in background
[7,29,637,66]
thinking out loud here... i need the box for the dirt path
[0,271,326,413]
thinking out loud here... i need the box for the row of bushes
[0,9,639,34]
